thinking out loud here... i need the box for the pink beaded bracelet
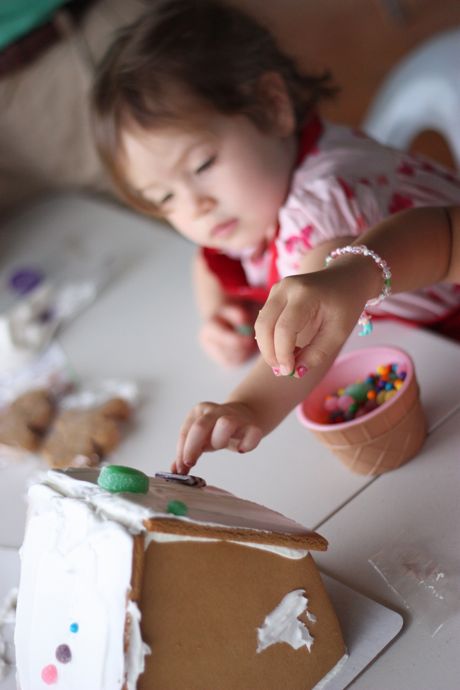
[325,244,392,335]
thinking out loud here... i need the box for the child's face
[121,113,296,253]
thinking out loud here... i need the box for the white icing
[0,317,34,376]
[306,610,317,623]
[16,470,321,689]
[257,589,315,653]
[0,587,17,681]
[15,484,149,690]
[312,653,349,689]
[146,531,309,559]
[124,601,151,690]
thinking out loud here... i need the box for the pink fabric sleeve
[276,174,385,276]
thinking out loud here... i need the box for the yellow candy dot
[377,391,387,405]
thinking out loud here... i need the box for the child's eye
[195,156,216,174]
[159,192,174,206]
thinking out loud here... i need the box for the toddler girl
[92,0,460,473]
[255,206,460,378]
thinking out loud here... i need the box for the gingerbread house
[15,467,347,689]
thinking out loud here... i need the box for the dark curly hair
[92,0,337,214]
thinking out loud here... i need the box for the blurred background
[1,0,460,220]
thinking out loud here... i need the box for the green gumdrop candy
[167,500,188,516]
[345,382,371,403]
[97,465,149,494]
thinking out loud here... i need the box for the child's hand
[171,401,263,474]
[199,303,258,366]
[255,267,372,377]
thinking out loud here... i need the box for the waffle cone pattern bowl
[297,346,427,475]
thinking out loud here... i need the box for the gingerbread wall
[138,541,345,690]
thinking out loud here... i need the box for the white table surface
[314,411,460,690]
[1,195,460,689]
[1,194,460,550]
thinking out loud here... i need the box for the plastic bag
[369,529,460,636]
[0,243,124,376]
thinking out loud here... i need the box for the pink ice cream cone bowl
[297,346,427,475]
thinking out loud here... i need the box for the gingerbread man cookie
[41,397,132,468]
[0,389,56,452]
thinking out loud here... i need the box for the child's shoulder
[310,119,393,166]
[289,120,387,194]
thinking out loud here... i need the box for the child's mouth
[211,218,238,239]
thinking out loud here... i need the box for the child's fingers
[254,299,284,367]
[200,318,257,366]
[218,303,253,330]
[180,407,220,469]
[271,296,319,374]
[236,425,263,453]
[293,322,344,375]
[175,404,210,473]
[210,415,262,454]
[272,316,300,375]
[203,334,257,367]
[210,415,242,450]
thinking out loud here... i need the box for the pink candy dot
[338,394,354,411]
[41,664,58,685]
[324,395,339,412]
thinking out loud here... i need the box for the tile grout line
[312,402,460,532]
[312,475,380,531]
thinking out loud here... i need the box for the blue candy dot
[69,622,79,633]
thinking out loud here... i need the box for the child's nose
[188,189,215,217]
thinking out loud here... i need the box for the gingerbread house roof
[43,469,328,552]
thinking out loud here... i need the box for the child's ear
[257,72,296,136]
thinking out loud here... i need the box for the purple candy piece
[8,268,44,295]
[55,644,72,664]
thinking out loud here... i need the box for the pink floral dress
[202,116,460,332]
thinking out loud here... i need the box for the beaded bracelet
[325,244,392,335]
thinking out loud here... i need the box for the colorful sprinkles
[323,362,407,424]
[41,624,77,684]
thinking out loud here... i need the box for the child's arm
[172,236,356,474]
[193,251,258,366]
[255,206,460,376]
[172,346,341,474]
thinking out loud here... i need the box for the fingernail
[295,365,308,379]
[272,367,281,376]
[280,365,293,376]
